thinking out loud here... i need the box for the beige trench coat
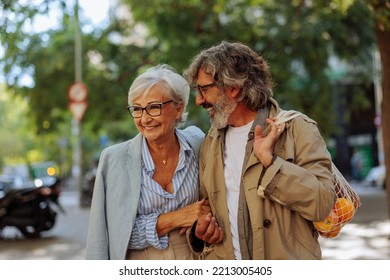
[191,98,336,260]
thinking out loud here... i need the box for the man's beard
[210,93,237,129]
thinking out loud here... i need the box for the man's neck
[228,103,257,127]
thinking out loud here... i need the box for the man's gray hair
[184,41,273,111]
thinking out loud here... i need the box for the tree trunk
[375,22,390,221]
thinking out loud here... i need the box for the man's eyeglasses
[195,82,219,99]
[127,100,173,118]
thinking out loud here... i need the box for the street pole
[73,0,83,204]
[373,48,384,166]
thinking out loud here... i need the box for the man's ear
[229,86,241,99]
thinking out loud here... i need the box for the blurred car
[31,161,59,179]
[0,174,34,198]
[0,176,13,198]
[363,165,386,189]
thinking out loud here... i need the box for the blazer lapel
[126,133,143,209]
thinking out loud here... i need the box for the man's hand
[253,118,285,167]
[195,212,224,244]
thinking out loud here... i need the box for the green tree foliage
[1,0,154,166]
[2,1,150,122]
[0,0,381,165]
[121,0,376,135]
[0,86,32,169]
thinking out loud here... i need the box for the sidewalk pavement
[1,181,388,260]
[50,181,390,260]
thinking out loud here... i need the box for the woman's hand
[156,199,211,237]
[175,199,211,228]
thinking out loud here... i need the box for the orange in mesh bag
[313,164,361,238]
[275,110,361,238]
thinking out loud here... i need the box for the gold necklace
[150,139,178,167]
[152,153,170,166]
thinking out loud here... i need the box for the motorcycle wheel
[18,215,56,238]
[18,226,42,239]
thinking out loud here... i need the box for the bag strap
[274,110,303,125]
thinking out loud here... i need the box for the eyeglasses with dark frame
[127,100,174,118]
[195,82,219,99]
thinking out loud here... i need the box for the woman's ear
[176,102,184,120]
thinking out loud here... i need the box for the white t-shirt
[223,121,253,259]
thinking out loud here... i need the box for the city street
[0,190,89,260]
[0,182,389,260]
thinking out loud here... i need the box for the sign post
[68,81,88,206]
[71,0,85,206]
[68,82,88,122]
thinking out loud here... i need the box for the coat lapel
[125,133,143,214]
[116,134,142,259]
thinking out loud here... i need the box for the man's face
[195,69,236,129]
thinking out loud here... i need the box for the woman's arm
[156,199,210,236]
[129,200,210,250]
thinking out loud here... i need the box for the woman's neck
[148,134,179,165]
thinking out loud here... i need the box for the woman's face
[132,84,182,142]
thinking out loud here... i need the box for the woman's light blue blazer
[85,126,205,259]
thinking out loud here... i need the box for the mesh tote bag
[275,110,361,238]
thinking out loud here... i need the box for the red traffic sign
[68,82,88,102]
[69,101,88,122]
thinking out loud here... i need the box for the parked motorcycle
[0,176,64,238]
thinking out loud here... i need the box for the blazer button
[263,219,272,228]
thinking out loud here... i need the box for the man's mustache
[202,102,213,109]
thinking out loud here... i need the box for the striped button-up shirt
[128,129,199,250]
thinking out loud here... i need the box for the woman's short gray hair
[128,64,189,127]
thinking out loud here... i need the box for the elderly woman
[86,64,209,260]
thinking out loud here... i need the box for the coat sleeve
[258,117,336,222]
[85,149,109,259]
